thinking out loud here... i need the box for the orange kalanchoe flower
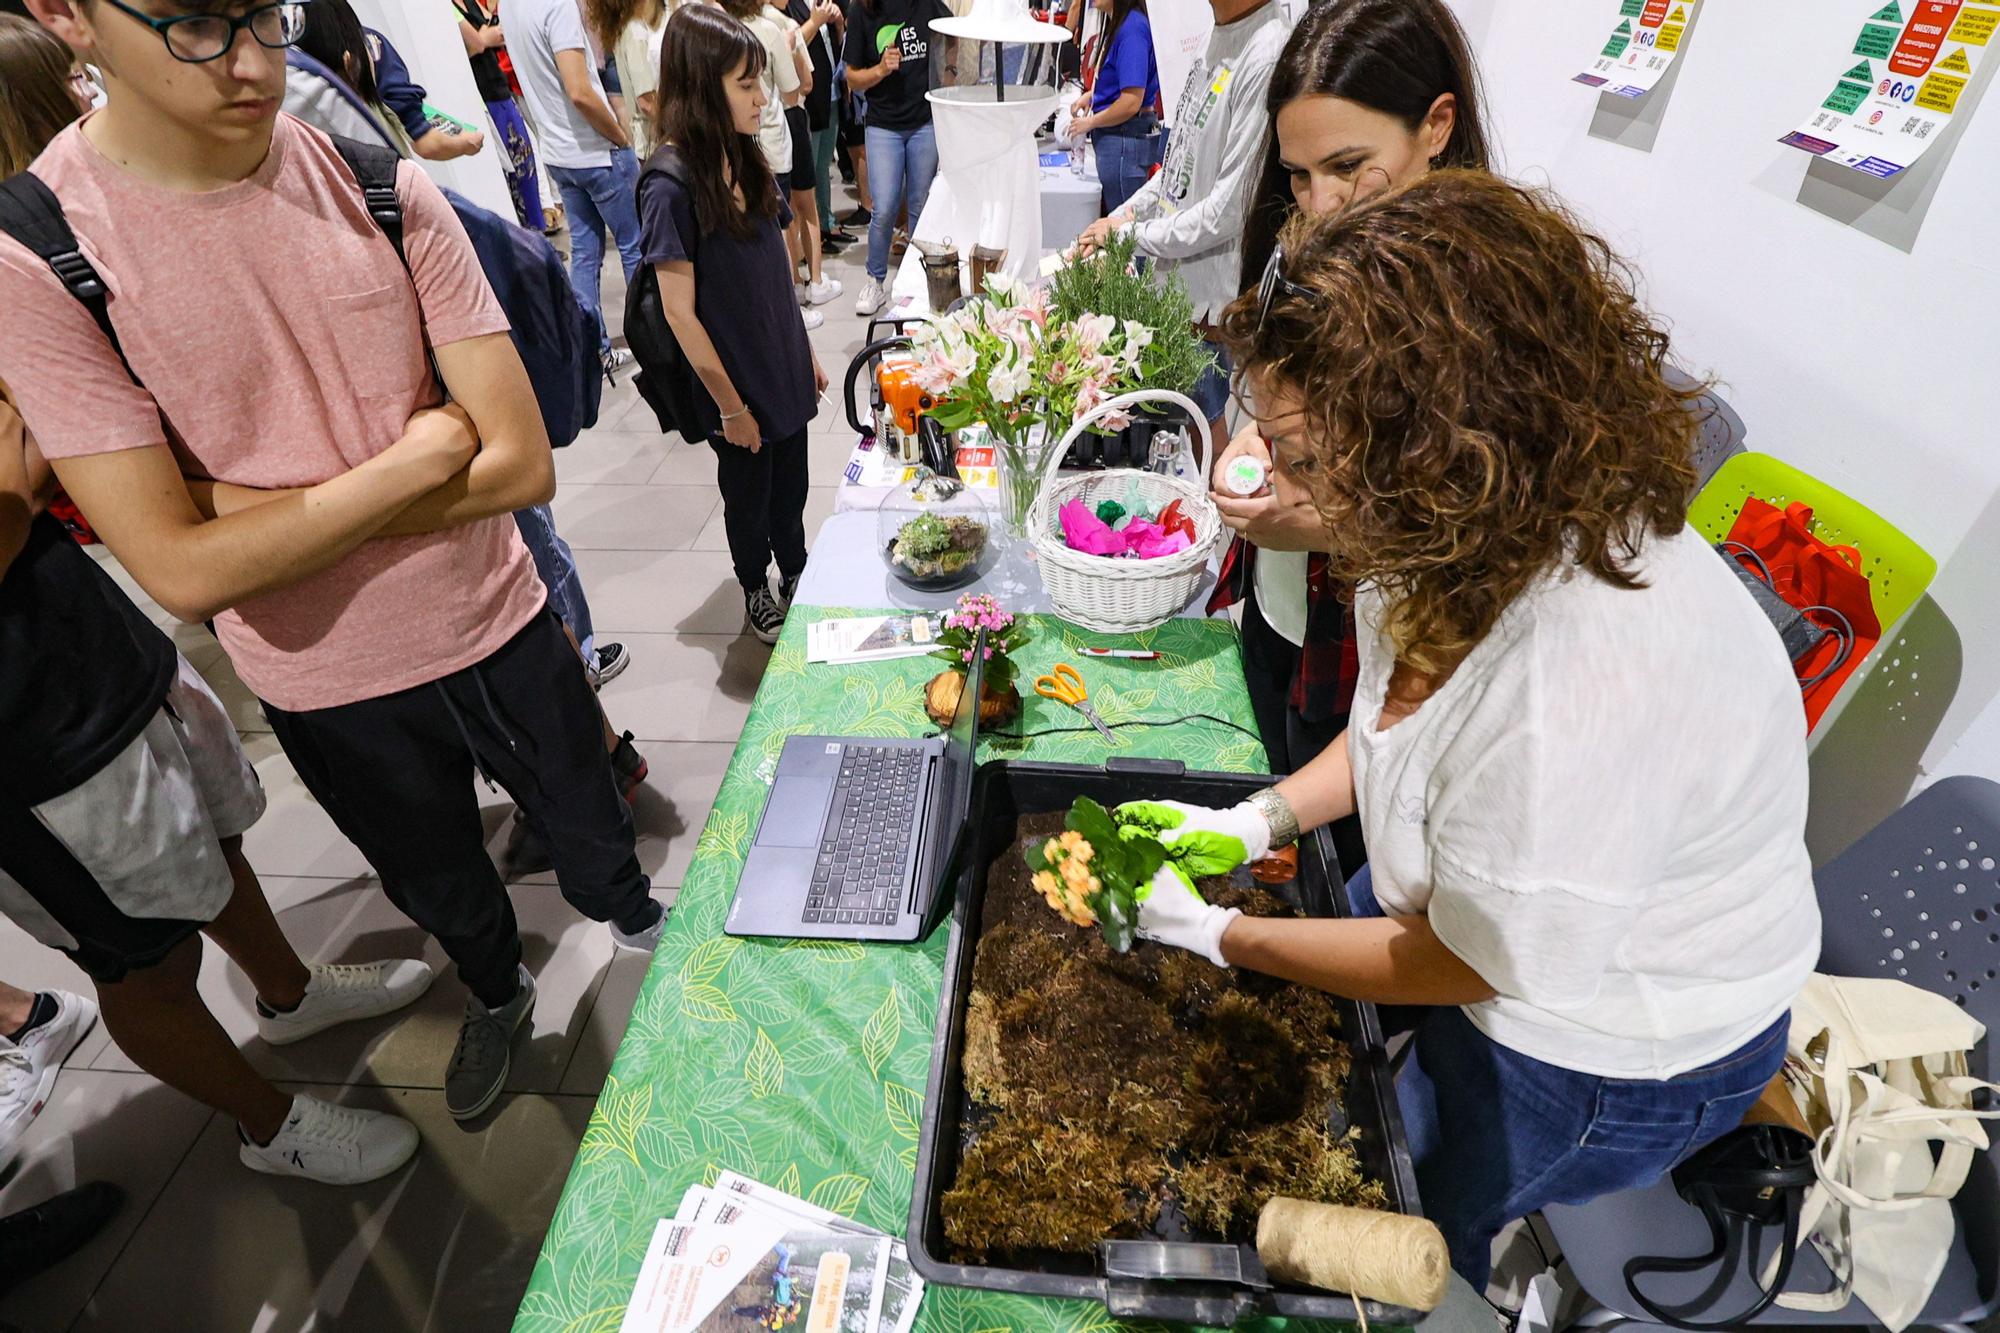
[1033,831,1099,927]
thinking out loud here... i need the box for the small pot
[925,670,1021,729]
[969,244,1008,295]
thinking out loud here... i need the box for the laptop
[725,630,986,942]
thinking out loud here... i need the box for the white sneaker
[801,307,825,331]
[239,1093,419,1185]
[255,960,435,1047]
[806,277,843,306]
[610,903,668,953]
[0,990,98,1171]
[855,278,886,316]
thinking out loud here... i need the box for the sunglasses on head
[1255,243,1315,330]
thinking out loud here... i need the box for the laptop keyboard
[804,745,926,927]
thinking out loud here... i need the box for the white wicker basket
[1028,389,1221,633]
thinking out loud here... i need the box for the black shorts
[0,802,208,984]
[785,107,813,190]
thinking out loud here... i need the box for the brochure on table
[620,1179,901,1333]
[806,614,941,666]
[1575,0,1703,98]
[1781,0,1998,177]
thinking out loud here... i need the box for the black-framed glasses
[1255,243,1315,329]
[98,0,310,64]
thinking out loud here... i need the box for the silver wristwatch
[1247,787,1300,849]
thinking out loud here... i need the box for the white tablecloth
[792,511,1218,619]
[1039,162,1101,253]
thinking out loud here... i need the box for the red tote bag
[1725,498,1882,730]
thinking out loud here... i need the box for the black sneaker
[839,206,871,228]
[745,585,786,645]
[592,641,631,686]
[611,730,648,801]
[0,1181,123,1296]
[602,347,632,384]
[778,573,801,609]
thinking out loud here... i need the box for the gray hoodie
[1123,2,1293,322]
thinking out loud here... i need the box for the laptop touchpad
[759,775,834,848]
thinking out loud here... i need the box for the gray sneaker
[445,966,535,1122]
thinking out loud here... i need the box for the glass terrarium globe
[878,469,995,592]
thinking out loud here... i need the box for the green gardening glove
[1114,799,1273,887]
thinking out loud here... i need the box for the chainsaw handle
[846,335,916,435]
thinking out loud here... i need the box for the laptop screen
[925,627,986,912]
[941,626,986,822]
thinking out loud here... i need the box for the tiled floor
[0,193,884,1332]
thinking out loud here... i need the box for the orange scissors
[1034,663,1118,743]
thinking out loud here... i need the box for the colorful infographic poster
[1575,0,1702,98]
[1781,1,1998,177]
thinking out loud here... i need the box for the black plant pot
[1061,407,1183,471]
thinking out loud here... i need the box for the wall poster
[1781,0,1999,177]
[1575,0,1702,98]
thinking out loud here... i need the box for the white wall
[1454,0,2000,805]
[351,0,516,218]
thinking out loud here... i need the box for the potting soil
[941,811,1389,1260]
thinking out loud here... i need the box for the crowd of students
[0,0,1823,1308]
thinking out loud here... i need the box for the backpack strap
[327,135,447,393]
[0,171,140,384]
[329,135,409,269]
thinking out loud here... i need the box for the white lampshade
[931,0,1072,45]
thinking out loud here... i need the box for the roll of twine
[1256,1198,1451,1320]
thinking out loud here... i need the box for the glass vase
[991,419,1057,543]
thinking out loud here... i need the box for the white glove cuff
[1199,906,1243,969]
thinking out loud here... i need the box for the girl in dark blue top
[1069,0,1161,214]
[640,5,827,644]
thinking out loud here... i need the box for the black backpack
[0,137,598,443]
[621,146,717,441]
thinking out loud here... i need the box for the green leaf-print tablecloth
[517,608,1275,1333]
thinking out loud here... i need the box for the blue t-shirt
[1091,10,1160,116]
[364,28,433,142]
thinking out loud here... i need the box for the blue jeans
[1345,865,1789,1287]
[864,123,937,282]
[1190,337,1232,425]
[1091,124,1160,215]
[514,504,595,661]
[550,148,644,355]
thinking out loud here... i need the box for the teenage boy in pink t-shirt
[1,0,666,1124]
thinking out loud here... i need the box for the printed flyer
[1781,0,1999,177]
[1575,0,1703,98]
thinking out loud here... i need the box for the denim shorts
[1346,865,1790,1285]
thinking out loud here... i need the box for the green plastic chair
[1689,451,1937,633]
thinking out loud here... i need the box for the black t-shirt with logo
[842,0,951,132]
[0,515,176,806]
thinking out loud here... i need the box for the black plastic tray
[907,757,1425,1327]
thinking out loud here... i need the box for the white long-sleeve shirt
[1123,2,1292,322]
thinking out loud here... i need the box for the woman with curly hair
[1125,172,1819,1285]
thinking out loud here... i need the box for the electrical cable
[988,712,1266,744]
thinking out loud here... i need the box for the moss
[943,811,1389,1258]
[1178,1120,1390,1237]
[962,992,1008,1106]
[942,1112,1166,1256]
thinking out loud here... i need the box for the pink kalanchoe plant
[931,592,1031,696]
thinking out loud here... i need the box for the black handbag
[1622,1120,1818,1330]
